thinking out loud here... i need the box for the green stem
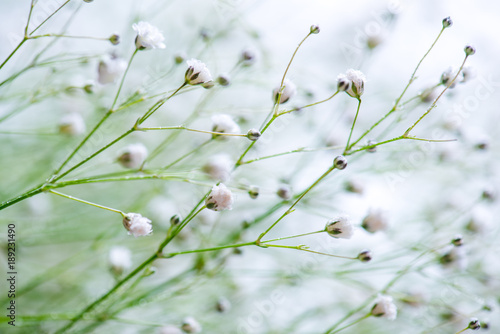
[328,313,371,334]
[163,241,256,258]
[0,38,27,70]
[48,190,125,216]
[29,0,72,36]
[137,82,187,124]
[162,139,211,170]
[278,91,339,116]
[0,183,44,211]
[138,126,246,137]
[344,98,362,154]
[111,49,138,111]
[29,34,111,41]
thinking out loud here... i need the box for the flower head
[441,67,457,88]
[326,215,354,239]
[181,316,202,333]
[185,58,213,85]
[123,213,153,237]
[159,325,183,334]
[362,209,388,233]
[371,295,397,320]
[211,114,240,138]
[109,246,132,274]
[203,153,233,182]
[206,184,234,211]
[98,55,127,84]
[117,143,148,169]
[339,69,366,98]
[272,79,297,104]
[59,113,86,136]
[132,22,165,50]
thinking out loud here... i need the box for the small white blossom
[181,316,202,333]
[211,114,240,137]
[117,143,148,169]
[132,22,165,50]
[461,66,476,83]
[272,79,297,104]
[371,295,397,320]
[441,67,457,88]
[98,55,127,84]
[109,246,132,274]
[59,113,86,135]
[340,69,366,98]
[185,58,213,85]
[206,184,234,211]
[440,245,467,271]
[123,213,153,237]
[203,154,233,182]
[326,215,354,239]
[159,325,183,334]
[362,209,389,233]
[277,184,292,200]
[216,297,231,313]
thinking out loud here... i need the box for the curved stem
[344,98,362,154]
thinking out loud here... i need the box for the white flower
[272,79,297,104]
[440,245,467,271]
[277,184,292,200]
[117,143,148,169]
[59,113,86,135]
[211,114,240,138]
[185,58,212,85]
[216,297,231,313]
[341,69,366,98]
[461,66,476,83]
[109,246,132,274]
[203,154,233,182]
[123,213,153,237]
[206,184,234,211]
[440,67,457,88]
[132,21,165,50]
[371,295,397,320]
[326,215,354,239]
[159,325,183,334]
[362,209,388,233]
[181,316,202,333]
[98,55,127,84]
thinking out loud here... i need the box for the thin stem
[344,98,362,154]
[111,49,138,111]
[257,165,336,242]
[241,145,342,165]
[454,327,469,334]
[280,32,312,88]
[263,230,326,243]
[0,183,44,211]
[48,190,125,217]
[348,27,447,149]
[347,135,455,155]
[162,139,211,170]
[137,82,187,124]
[138,126,247,137]
[29,0,72,36]
[29,34,111,41]
[278,91,339,116]
[236,115,277,165]
[404,55,469,136]
[25,0,36,37]
[162,241,256,258]
[264,244,358,260]
[328,313,371,334]
[0,38,27,70]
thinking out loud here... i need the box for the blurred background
[1,0,499,333]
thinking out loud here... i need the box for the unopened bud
[442,17,453,28]
[468,318,481,330]
[248,185,259,199]
[310,25,320,34]
[277,184,292,200]
[247,128,261,141]
[358,249,372,262]
[109,34,120,45]
[334,155,347,170]
[464,45,476,56]
[217,74,231,86]
[170,214,181,226]
[451,234,463,247]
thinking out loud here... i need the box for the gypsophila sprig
[442,16,453,28]
[122,213,153,237]
[185,58,213,85]
[206,184,234,211]
[273,79,297,104]
[464,45,476,56]
[132,21,166,50]
[339,69,366,98]
[371,295,397,320]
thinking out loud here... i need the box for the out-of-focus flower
[441,67,457,88]
[461,66,476,83]
[371,295,397,320]
[440,245,467,271]
[277,184,292,200]
[206,184,234,211]
[117,143,148,169]
[326,215,354,239]
[272,79,297,104]
[159,325,183,334]
[216,297,231,313]
[185,59,212,85]
[109,246,132,274]
[203,154,233,182]
[132,22,165,50]
[338,69,366,98]
[362,209,389,233]
[246,128,261,141]
[98,55,127,84]
[181,316,202,333]
[59,113,86,135]
[211,114,240,138]
[123,213,153,237]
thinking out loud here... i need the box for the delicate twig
[48,190,126,217]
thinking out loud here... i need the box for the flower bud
[206,184,234,211]
[202,81,215,89]
[464,45,476,56]
[451,234,463,247]
[371,295,397,320]
[109,34,120,45]
[241,48,257,66]
[357,249,372,262]
[338,69,366,98]
[83,82,94,94]
[337,75,350,92]
[310,24,320,34]
[174,52,186,64]
[216,297,231,313]
[440,67,456,88]
[117,143,148,169]
[217,73,231,86]
[108,246,132,275]
[185,58,213,85]
[366,140,377,153]
[481,187,496,202]
[442,16,453,28]
[122,213,152,237]
[59,113,86,136]
[203,153,233,182]
[272,79,297,104]
[248,185,259,199]
[333,155,347,170]
[170,214,181,226]
[247,128,261,141]
[362,209,388,233]
[212,114,240,139]
[277,184,292,200]
[83,0,93,2]
[468,318,481,330]
[98,55,127,84]
[181,317,202,333]
[326,215,354,239]
[159,325,183,334]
